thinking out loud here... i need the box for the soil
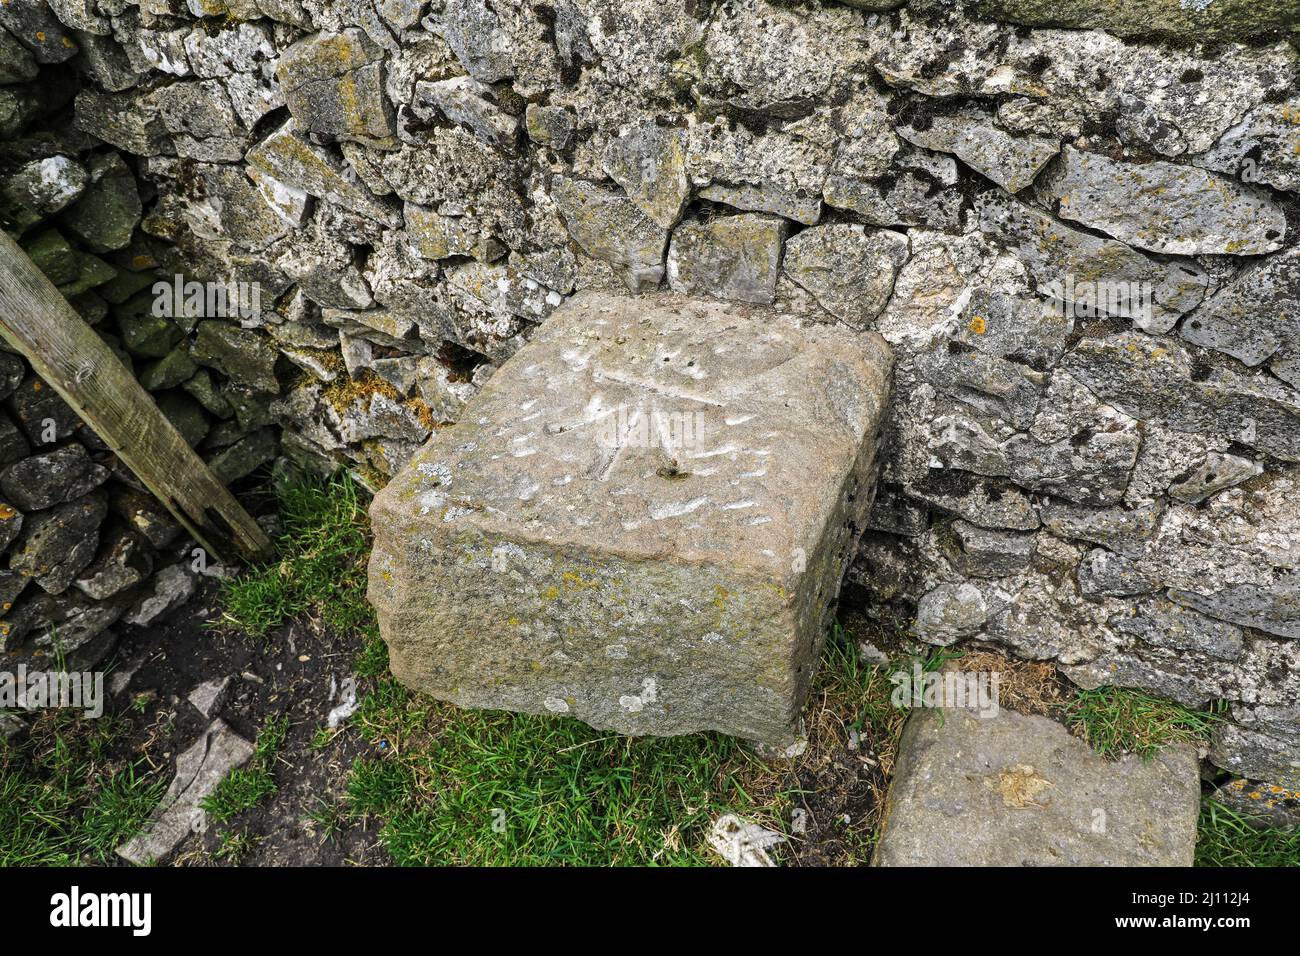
[96,576,390,867]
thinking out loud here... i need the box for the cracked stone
[1040,146,1286,256]
[898,107,1058,193]
[667,214,788,305]
[783,224,908,330]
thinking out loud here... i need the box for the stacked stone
[0,15,283,671]
[6,0,1298,805]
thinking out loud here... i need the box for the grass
[217,473,373,638]
[0,712,164,865]
[1197,800,1300,867]
[1064,686,1221,760]
[200,714,289,825]
[213,473,1293,867]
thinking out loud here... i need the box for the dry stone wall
[2,0,1298,790]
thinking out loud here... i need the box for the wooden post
[0,230,275,565]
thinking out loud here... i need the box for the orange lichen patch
[987,764,1054,809]
[35,31,45,41]
[0,505,15,521]
[968,315,987,335]
[408,396,434,432]
[321,369,403,414]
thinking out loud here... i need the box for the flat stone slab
[369,291,893,745]
[875,708,1200,866]
[117,719,254,865]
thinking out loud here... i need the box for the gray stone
[551,177,667,293]
[976,191,1209,334]
[6,373,82,447]
[153,80,244,163]
[874,8,1297,158]
[525,104,574,150]
[117,719,255,865]
[1063,332,1300,463]
[1040,500,1161,557]
[244,120,395,227]
[74,527,153,601]
[897,107,1058,193]
[1112,597,1245,662]
[73,30,142,92]
[907,472,1040,532]
[0,25,38,83]
[192,322,280,394]
[73,89,172,156]
[208,428,278,485]
[1077,548,1158,597]
[1211,713,1300,790]
[826,144,961,232]
[971,0,1300,41]
[943,520,1034,579]
[435,0,515,83]
[0,0,78,64]
[875,707,1200,866]
[1195,97,1300,194]
[187,676,231,719]
[1210,777,1300,831]
[1,588,124,665]
[783,225,908,330]
[157,392,209,448]
[118,307,183,360]
[693,0,869,119]
[602,122,690,230]
[56,152,141,253]
[107,489,182,548]
[1168,452,1263,504]
[0,156,88,232]
[915,582,989,644]
[914,342,1046,431]
[0,444,109,511]
[1040,146,1286,257]
[276,29,397,149]
[0,500,22,554]
[686,119,829,227]
[124,563,195,627]
[0,414,29,470]
[414,77,519,150]
[138,347,198,392]
[0,354,24,402]
[1168,578,1300,641]
[667,214,788,305]
[369,291,893,746]
[7,490,107,596]
[1182,246,1300,369]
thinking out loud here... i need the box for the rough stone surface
[897,107,1058,193]
[369,292,893,745]
[667,214,788,305]
[783,225,908,330]
[1040,146,1287,257]
[875,707,1200,866]
[116,719,254,865]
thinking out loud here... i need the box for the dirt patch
[98,577,389,866]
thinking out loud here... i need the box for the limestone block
[369,292,893,745]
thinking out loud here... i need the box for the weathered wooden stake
[0,230,274,565]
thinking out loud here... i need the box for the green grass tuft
[0,713,164,865]
[217,474,373,638]
[200,714,289,825]
[1065,687,1220,760]
[1197,800,1300,867]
